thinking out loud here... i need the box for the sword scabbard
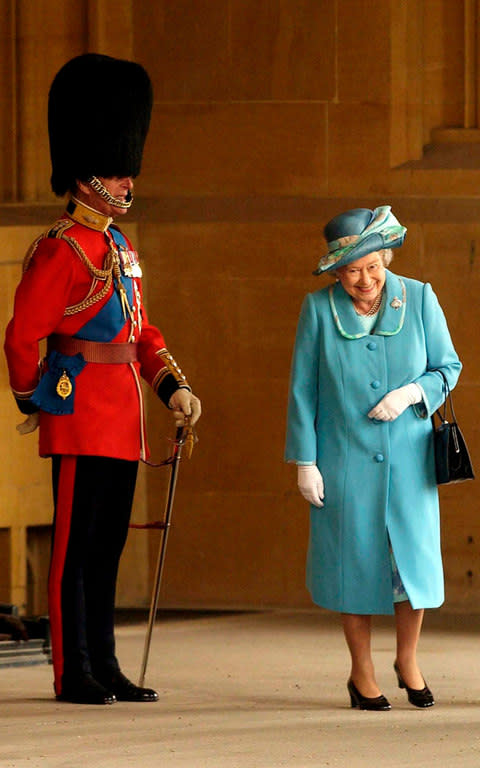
[138,420,194,687]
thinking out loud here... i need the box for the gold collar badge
[67,197,113,232]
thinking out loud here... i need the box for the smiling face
[336,251,387,310]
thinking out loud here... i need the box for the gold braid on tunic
[23,219,117,317]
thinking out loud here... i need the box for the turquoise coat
[285,270,462,615]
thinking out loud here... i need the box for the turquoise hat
[313,206,407,274]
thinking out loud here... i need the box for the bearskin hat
[48,53,153,196]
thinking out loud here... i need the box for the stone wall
[0,0,478,613]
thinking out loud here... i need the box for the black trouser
[50,455,138,695]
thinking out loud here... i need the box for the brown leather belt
[48,334,138,364]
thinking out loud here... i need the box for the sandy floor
[2,610,480,768]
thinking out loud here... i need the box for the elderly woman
[285,206,461,711]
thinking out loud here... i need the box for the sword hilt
[178,415,195,459]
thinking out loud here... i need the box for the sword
[138,417,195,687]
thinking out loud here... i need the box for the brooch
[390,297,403,310]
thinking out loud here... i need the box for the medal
[56,371,73,400]
[118,246,142,277]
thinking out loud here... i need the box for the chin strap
[87,176,133,209]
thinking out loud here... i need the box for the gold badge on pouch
[56,370,73,400]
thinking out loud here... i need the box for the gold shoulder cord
[62,236,114,316]
[23,220,116,316]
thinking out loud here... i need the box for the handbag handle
[435,369,457,424]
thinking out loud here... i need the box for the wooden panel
[1,227,55,612]
[10,527,27,612]
[0,529,11,604]
[0,226,52,534]
[26,525,51,615]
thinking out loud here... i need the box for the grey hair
[382,248,393,267]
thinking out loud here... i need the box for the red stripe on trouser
[48,456,76,696]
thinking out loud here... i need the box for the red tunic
[4,206,188,461]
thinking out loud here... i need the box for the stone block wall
[0,0,478,612]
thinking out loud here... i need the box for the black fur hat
[48,53,153,196]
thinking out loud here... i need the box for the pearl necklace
[354,290,383,317]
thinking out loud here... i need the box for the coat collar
[66,196,113,232]
[328,269,406,340]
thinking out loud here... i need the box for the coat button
[371,380,381,389]
[367,341,377,350]
[374,453,384,463]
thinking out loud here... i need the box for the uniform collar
[66,197,113,232]
[328,270,407,340]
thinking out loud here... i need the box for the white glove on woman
[297,465,325,507]
[368,383,422,422]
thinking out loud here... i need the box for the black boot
[56,673,116,705]
[98,670,158,702]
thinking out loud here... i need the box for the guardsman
[4,54,201,705]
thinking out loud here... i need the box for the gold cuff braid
[153,349,190,390]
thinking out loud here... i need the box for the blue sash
[76,228,134,342]
[33,228,134,414]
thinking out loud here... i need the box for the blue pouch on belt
[31,351,86,414]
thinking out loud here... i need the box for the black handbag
[432,371,475,485]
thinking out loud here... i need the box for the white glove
[368,383,422,422]
[168,389,202,427]
[297,465,325,507]
[16,412,40,435]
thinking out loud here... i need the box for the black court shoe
[56,674,116,705]
[100,671,159,702]
[347,679,391,711]
[394,662,435,708]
